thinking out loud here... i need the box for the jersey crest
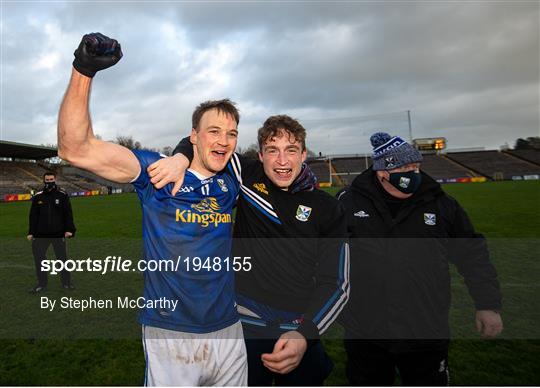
[217,179,229,192]
[295,205,312,222]
[424,213,436,226]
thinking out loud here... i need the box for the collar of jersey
[188,168,213,181]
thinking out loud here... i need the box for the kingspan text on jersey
[175,209,232,227]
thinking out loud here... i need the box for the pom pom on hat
[370,132,392,148]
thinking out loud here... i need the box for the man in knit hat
[336,132,503,385]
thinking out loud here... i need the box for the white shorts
[142,321,247,386]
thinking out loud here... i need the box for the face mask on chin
[385,170,422,194]
[44,182,57,192]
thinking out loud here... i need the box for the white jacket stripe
[240,185,279,219]
[317,242,350,334]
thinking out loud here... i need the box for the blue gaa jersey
[131,150,240,333]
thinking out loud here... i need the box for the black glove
[73,32,123,78]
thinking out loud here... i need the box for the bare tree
[306,148,317,158]
[241,143,259,160]
[515,136,540,150]
[115,135,136,150]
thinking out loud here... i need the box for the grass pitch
[0,181,538,385]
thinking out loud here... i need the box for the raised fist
[73,32,123,78]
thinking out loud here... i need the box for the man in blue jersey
[57,32,247,386]
[148,115,349,386]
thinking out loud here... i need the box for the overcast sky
[1,1,538,155]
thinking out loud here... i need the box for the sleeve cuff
[129,167,142,183]
[297,320,320,342]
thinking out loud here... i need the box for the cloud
[1,1,538,155]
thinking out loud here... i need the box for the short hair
[43,172,55,179]
[192,99,240,130]
[258,115,307,151]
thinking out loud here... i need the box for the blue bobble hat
[370,132,423,171]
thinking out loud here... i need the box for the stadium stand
[306,160,330,183]
[0,160,102,197]
[1,141,133,200]
[420,154,477,179]
[1,161,39,196]
[60,166,132,193]
[331,156,371,185]
[503,149,540,166]
[446,150,540,180]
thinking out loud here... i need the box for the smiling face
[259,129,307,190]
[190,108,238,176]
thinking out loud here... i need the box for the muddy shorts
[142,321,247,386]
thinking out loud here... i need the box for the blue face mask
[387,170,422,194]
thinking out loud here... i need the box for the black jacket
[28,187,76,238]
[232,156,349,340]
[337,168,501,347]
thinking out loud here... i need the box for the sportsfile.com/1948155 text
[40,256,252,275]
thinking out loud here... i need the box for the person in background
[27,172,76,293]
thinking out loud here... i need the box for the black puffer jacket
[337,168,501,347]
